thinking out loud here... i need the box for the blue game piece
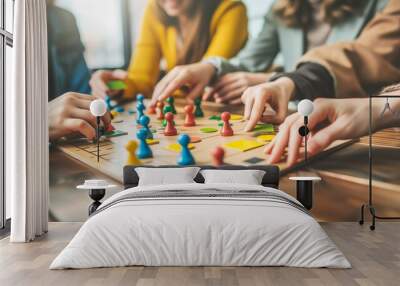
[139,115,153,140]
[136,129,153,159]
[137,94,144,104]
[115,106,124,113]
[105,95,114,111]
[136,102,145,124]
[177,134,195,166]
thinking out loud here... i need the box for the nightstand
[77,180,117,215]
[289,177,321,210]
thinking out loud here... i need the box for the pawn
[136,128,153,159]
[194,97,204,118]
[136,102,145,124]
[220,112,234,136]
[177,134,195,166]
[139,115,153,140]
[156,101,164,120]
[212,147,225,166]
[162,105,175,127]
[147,103,156,115]
[164,112,178,136]
[184,104,196,127]
[137,94,145,106]
[125,140,141,165]
[166,96,177,114]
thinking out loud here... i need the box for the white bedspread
[50,183,351,269]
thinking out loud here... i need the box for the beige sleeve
[297,0,400,98]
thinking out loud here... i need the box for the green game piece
[107,80,127,90]
[128,108,136,115]
[166,97,177,114]
[163,105,173,115]
[200,127,218,133]
[162,119,175,127]
[209,115,221,121]
[194,98,204,118]
[253,124,274,133]
[104,130,128,138]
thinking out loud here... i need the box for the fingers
[216,88,245,104]
[63,118,97,140]
[243,91,254,121]
[202,87,215,101]
[187,83,205,101]
[159,72,193,102]
[245,92,268,132]
[90,70,112,98]
[151,68,181,104]
[307,120,343,155]
[213,74,238,91]
[228,97,243,105]
[286,121,304,166]
[112,69,128,79]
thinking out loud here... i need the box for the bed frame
[123,165,280,189]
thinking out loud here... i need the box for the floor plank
[0,222,399,286]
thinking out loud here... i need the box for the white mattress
[50,183,350,269]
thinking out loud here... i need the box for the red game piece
[106,124,115,132]
[220,112,234,136]
[164,112,178,136]
[156,101,164,120]
[148,103,156,115]
[212,146,225,166]
[184,104,196,127]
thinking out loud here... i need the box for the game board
[56,99,356,182]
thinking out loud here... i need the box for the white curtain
[8,0,49,242]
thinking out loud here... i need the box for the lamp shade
[90,99,107,117]
[298,99,314,117]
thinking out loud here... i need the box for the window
[54,0,132,70]
[1,0,14,231]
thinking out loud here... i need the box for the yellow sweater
[124,0,248,99]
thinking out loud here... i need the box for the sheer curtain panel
[8,0,48,242]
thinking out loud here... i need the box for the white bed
[50,183,350,269]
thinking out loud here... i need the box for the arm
[124,3,162,99]
[206,8,280,77]
[203,2,248,59]
[297,0,400,98]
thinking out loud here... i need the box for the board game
[56,99,356,182]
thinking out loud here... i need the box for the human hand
[241,77,295,131]
[89,69,128,99]
[49,92,111,141]
[204,72,270,105]
[151,62,216,105]
[264,98,383,166]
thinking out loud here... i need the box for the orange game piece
[148,103,156,115]
[156,101,164,120]
[190,136,202,143]
[164,112,178,136]
[220,112,234,137]
[212,146,225,166]
[184,104,196,127]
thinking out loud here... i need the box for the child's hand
[89,69,127,98]
[241,77,295,131]
[49,93,111,141]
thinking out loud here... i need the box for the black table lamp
[297,99,314,162]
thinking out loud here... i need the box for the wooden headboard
[123,165,280,189]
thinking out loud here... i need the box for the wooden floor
[1,223,399,286]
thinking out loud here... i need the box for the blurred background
[53,0,274,70]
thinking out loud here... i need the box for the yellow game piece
[224,140,264,152]
[257,134,275,142]
[125,140,141,165]
[146,139,160,145]
[110,110,119,117]
[166,143,195,153]
[230,114,243,121]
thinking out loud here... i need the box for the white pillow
[200,169,266,185]
[135,167,201,186]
